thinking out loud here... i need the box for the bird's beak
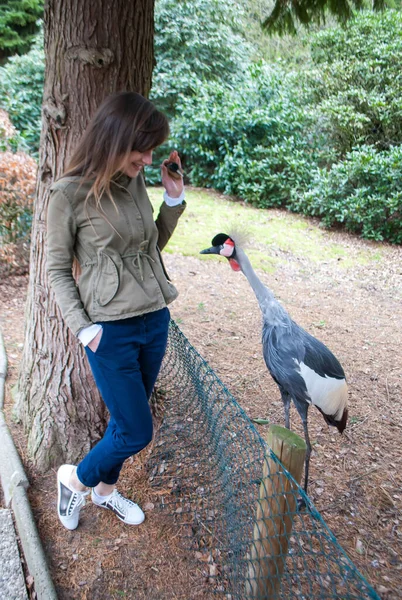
[200,245,220,255]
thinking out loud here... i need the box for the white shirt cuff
[77,323,102,346]
[163,189,185,206]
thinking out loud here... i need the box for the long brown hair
[64,91,169,206]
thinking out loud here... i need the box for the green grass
[148,187,386,273]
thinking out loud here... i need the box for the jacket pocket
[94,251,120,307]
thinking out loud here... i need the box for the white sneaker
[57,464,89,530]
[91,489,145,525]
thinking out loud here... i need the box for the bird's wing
[301,326,345,380]
[262,321,346,407]
[262,324,310,401]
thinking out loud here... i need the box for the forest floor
[0,198,401,600]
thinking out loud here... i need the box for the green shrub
[145,0,254,185]
[151,0,253,119]
[291,145,402,243]
[0,107,27,152]
[308,10,402,154]
[216,139,318,207]
[169,64,327,205]
[0,31,44,155]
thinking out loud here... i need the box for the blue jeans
[76,308,170,487]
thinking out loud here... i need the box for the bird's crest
[210,229,249,249]
[226,228,250,249]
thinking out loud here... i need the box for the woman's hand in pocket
[88,328,103,352]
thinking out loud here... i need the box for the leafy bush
[290,145,402,243]
[216,139,318,207]
[0,107,27,152]
[0,31,44,155]
[169,63,327,205]
[151,0,252,119]
[308,10,402,155]
[0,149,36,274]
[146,0,254,185]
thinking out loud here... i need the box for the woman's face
[121,149,153,178]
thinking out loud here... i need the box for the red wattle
[229,258,241,272]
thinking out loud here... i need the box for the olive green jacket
[47,173,185,336]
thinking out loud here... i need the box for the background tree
[151,0,252,118]
[0,0,43,63]
[144,0,254,183]
[263,0,387,34]
[15,0,155,471]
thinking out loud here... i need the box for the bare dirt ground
[0,205,401,599]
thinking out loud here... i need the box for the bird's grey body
[201,236,348,498]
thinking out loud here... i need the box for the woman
[47,91,185,530]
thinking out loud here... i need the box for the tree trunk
[15,0,155,471]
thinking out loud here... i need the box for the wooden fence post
[246,424,307,599]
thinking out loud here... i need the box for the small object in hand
[165,161,183,180]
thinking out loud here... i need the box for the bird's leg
[297,417,312,511]
[280,390,291,430]
[302,418,312,495]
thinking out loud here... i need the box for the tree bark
[15,0,155,471]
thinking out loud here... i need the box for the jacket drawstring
[126,241,155,281]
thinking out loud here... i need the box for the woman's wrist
[163,189,185,206]
[77,323,102,346]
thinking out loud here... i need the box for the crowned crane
[200,233,348,500]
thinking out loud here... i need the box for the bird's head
[200,233,241,271]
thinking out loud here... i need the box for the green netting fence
[148,320,380,600]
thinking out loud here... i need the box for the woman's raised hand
[161,150,184,199]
